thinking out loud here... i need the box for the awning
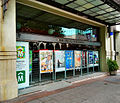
[17,3,99,30]
[37,0,120,25]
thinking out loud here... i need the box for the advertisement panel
[88,51,94,64]
[74,51,81,68]
[81,51,87,66]
[16,42,29,89]
[55,50,65,72]
[94,51,99,65]
[65,50,74,70]
[88,51,94,67]
[29,50,32,74]
[39,50,53,73]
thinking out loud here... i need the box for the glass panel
[103,14,110,17]
[55,0,69,4]
[114,17,120,20]
[67,3,79,8]
[106,19,113,22]
[89,13,98,16]
[75,0,87,5]
[107,16,115,19]
[110,11,120,15]
[86,0,94,2]
[83,3,94,9]
[75,7,86,11]
[109,21,115,23]
[83,10,93,14]
[115,14,120,17]
[91,0,103,6]
[91,7,101,12]
[97,10,106,14]
[105,8,115,12]
[96,16,104,19]
[99,4,110,9]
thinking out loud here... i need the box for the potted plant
[107,58,119,75]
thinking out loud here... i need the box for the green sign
[16,71,25,84]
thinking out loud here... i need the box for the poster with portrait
[55,50,65,72]
[88,51,94,67]
[65,50,74,70]
[39,50,53,73]
[16,42,29,89]
[88,51,94,64]
[74,51,81,68]
[94,51,99,65]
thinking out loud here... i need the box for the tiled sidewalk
[2,72,107,103]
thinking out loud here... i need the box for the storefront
[2,0,116,101]
[16,3,101,90]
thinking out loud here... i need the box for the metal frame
[34,0,110,25]
[35,0,120,25]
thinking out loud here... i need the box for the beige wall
[106,33,111,59]
[0,0,18,101]
[99,26,108,72]
[116,33,120,67]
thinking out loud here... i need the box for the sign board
[65,50,74,70]
[55,50,65,72]
[74,51,81,68]
[29,50,32,74]
[16,42,29,89]
[39,50,53,73]
[94,51,99,65]
[88,51,94,64]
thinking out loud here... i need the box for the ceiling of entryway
[37,0,120,25]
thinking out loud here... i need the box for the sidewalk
[2,72,107,103]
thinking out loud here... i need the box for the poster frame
[39,50,54,82]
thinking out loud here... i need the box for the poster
[94,51,99,65]
[39,50,53,73]
[65,50,74,70]
[74,51,81,68]
[88,51,94,67]
[81,51,85,66]
[88,51,94,64]
[55,50,65,72]
[16,42,29,89]
[29,50,32,74]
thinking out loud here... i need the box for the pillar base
[0,80,18,101]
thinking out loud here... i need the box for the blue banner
[65,50,74,70]
[88,51,94,64]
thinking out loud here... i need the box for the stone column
[99,26,108,72]
[0,0,18,101]
[106,33,111,59]
[110,27,115,60]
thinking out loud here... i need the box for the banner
[74,51,81,68]
[29,50,32,74]
[94,51,99,65]
[39,50,53,73]
[16,42,29,89]
[55,50,65,72]
[88,51,94,64]
[65,50,74,70]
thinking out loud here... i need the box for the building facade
[0,0,120,101]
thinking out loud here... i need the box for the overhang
[35,0,120,26]
[16,0,105,28]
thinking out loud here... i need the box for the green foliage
[107,58,119,72]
